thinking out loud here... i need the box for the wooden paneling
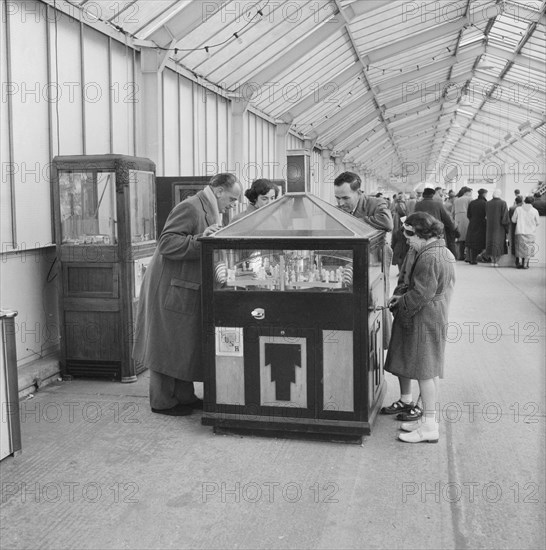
[215,355,245,405]
[259,336,307,408]
[323,330,354,412]
[66,266,114,294]
[63,263,118,298]
[64,311,120,360]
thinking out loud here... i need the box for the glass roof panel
[213,193,381,239]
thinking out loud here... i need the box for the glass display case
[52,155,156,382]
[213,249,353,291]
[201,193,387,441]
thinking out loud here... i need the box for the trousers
[149,369,196,409]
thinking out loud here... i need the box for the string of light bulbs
[154,0,269,58]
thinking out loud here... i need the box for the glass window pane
[217,193,379,239]
[59,171,116,244]
[213,249,353,292]
[129,170,156,243]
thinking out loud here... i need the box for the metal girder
[382,72,474,112]
[508,138,542,159]
[398,135,436,148]
[485,45,546,74]
[400,141,436,155]
[385,103,445,123]
[439,5,546,167]
[344,0,400,18]
[375,42,486,93]
[146,1,229,47]
[474,71,546,102]
[393,114,443,134]
[363,12,491,66]
[334,0,405,171]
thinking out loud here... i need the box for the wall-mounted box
[286,150,311,193]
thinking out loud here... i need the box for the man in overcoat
[485,189,510,266]
[414,186,459,256]
[466,188,488,264]
[133,173,242,416]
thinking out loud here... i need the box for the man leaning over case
[133,173,242,416]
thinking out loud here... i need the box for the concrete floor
[1,261,544,550]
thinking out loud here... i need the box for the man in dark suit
[414,186,458,255]
[133,173,242,416]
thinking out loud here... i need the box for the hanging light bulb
[234,32,243,45]
[205,46,211,59]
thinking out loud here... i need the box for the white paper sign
[215,327,243,357]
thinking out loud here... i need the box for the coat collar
[198,186,221,226]
[413,238,445,259]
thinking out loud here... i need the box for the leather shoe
[398,427,439,443]
[186,398,203,410]
[151,403,192,416]
[380,400,415,415]
[396,404,422,421]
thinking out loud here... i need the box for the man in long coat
[414,187,458,255]
[466,188,488,264]
[133,173,242,416]
[485,189,510,266]
[453,187,473,260]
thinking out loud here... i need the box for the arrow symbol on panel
[265,343,301,402]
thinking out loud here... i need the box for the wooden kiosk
[51,154,156,382]
[201,193,387,441]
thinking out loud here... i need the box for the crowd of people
[386,185,542,269]
[131,172,541,446]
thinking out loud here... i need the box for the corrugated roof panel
[103,0,543,183]
[292,83,372,133]
[316,100,379,147]
[252,32,355,118]
[505,67,546,102]
[119,0,177,36]
[350,0,468,52]
[489,17,529,49]
[173,0,340,88]
[521,31,546,59]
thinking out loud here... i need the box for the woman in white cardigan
[512,196,540,269]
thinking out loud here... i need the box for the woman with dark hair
[231,179,278,222]
[512,196,540,269]
[380,212,456,443]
